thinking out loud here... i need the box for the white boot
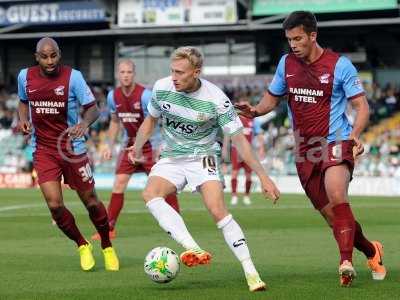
[231,195,238,205]
[243,195,252,205]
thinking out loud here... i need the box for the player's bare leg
[230,168,239,205]
[78,188,119,271]
[92,173,130,241]
[243,170,252,205]
[200,180,266,292]
[143,176,209,266]
[40,181,94,271]
[144,167,180,213]
[324,164,356,286]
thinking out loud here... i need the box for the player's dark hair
[282,11,317,34]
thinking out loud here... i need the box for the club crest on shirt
[197,112,206,121]
[133,101,141,110]
[319,73,330,84]
[54,85,65,96]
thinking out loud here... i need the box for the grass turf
[0,188,399,299]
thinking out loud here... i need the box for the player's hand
[260,176,280,204]
[350,136,364,158]
[126,145,145,165]
[67,121,89,139]
[234,102,257,119]
[102,145,112,160]
[18,120,32,135]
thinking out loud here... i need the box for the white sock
[217,214,258,275]
[146,197,199,250]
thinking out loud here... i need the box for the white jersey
[148,76,243,158]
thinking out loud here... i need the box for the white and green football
[144,247,180,283]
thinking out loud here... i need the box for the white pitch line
[0,203,45,212]
[0,202,81,212]
[0,202,400,217]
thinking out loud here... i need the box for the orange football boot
[180,248,212,267]
[367,241,387,280]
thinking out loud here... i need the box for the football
[144,247,180,283]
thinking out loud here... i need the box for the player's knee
[80,189,99,206]
[114,179,128,193]
[210,207,229,223]
[327,189,346,204]
[142,188,156,202]
[48,205,64,219]
[85,202,100,215]
[113,183,125,193]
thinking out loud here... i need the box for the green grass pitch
[0,188,399,299]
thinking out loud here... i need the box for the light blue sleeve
[141,88,152,118]
[17,69,28,102]
[70,70,96,106]
[253,117,263,135]
[107,90,116,113]
[336,56,364,99]
[268,54,288,96]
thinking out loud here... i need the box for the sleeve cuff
[148,105,161,118]
[267,89,286,97]
[229,127,243,136]
[82,101,96,110]
[348,92,365,100]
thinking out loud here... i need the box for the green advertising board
[253,0,398,16]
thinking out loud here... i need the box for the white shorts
[149,155,224,193]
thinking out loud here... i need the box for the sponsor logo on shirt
[161,103,171,111]
[207,168,216,175]
[165,117,198,134]
[54,85,65,96]
[289,87,324,104]
[117,112,140,123]
[30,100,65,114]
[352,78,362,88]
[318,73,330,84]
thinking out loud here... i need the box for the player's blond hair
[171,46,203,69]
[117,58,136,70]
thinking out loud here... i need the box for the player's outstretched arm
[127,115,158,163]
[231,132,280,202]
[234,92,280,119]
[18,101,31,134]
[103,113,121,160]
[349,95,370,157]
